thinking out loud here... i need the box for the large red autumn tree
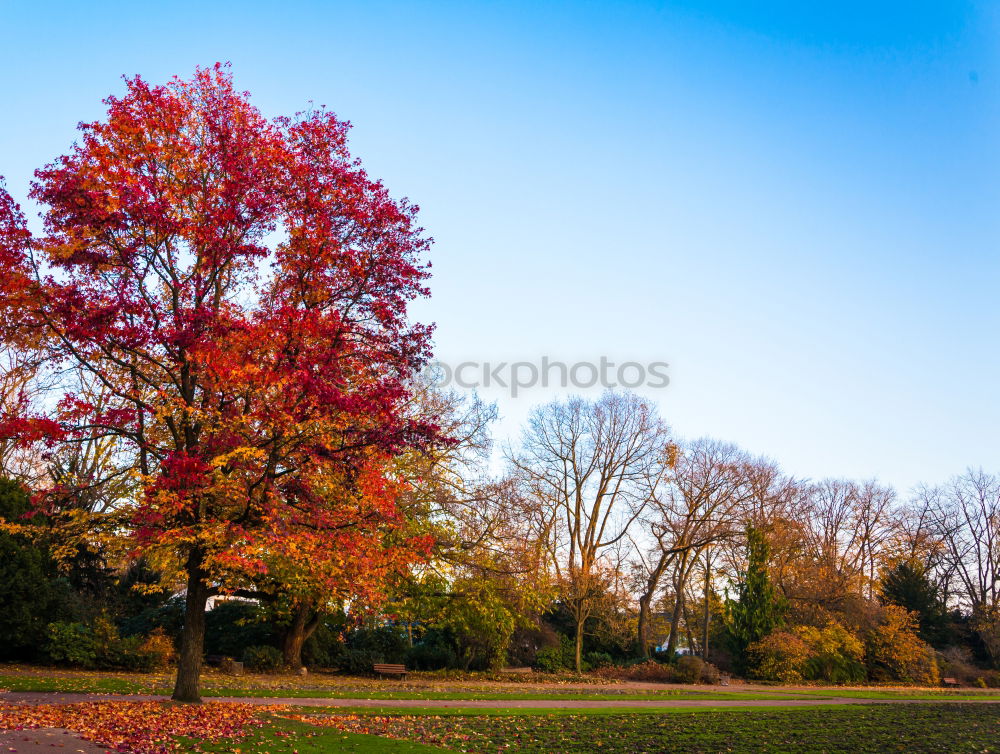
[0,65,438,702]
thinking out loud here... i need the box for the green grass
[181,717,449,753]
[0,675,166,694]
[203,688,803,701]
[3,671,997,703]
[0,675,802,701]
[296,703,860,716]
[779,688,1000,701]
[295,704,1000,752]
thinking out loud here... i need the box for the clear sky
[1,1,998,495]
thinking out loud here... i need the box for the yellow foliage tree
[867,604,940,685]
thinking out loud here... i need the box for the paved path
[0,727,111,753]
[4,691,1000,709]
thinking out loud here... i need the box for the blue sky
[1,1,998,494]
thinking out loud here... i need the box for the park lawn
[0,667,633,697]
[0,665,601,692]
[291,704,860,716]
[200,688,803,701]
[0,674,165,694]
[4,666,997,702]
[288,704,1000,753]
[0,671,804,701]
[182,716,449,753]
[778,688,1000,701]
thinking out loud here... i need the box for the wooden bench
[373,663,408,679]
[943,677,960,687]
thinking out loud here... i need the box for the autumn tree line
[0,67,997,701]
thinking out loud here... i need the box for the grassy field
[180,705,1000,753]
[3,669,1000,753]
[0,674,809,701]
[775,688,1000,700]
[287,704,861,716]
[0,666,623,697]
[193,689,804,701]
[4,666,1000,702]
[0,673,162,694]
[188,717,449,753]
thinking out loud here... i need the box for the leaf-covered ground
[292,704,1000,753]
[3,700,1000,753]
[0,701,284,753]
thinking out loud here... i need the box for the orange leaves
[1,63,444,698]
[0,701,282,753]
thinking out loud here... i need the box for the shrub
[747,631,811,683]
[938,646,980,686]
[345,626,409,664]
[533,645,566,673]
[984,671,1000,689]
[243,645,284,673]
[867,604,940,685]
[700,661,722,685]
[508,623,561,667]
[630,660,678,683]
[91,616,155,671]
[110,634,158,672]
[407,642,457,671]
[137,628,176,669]
[118,596,185,642]
[0,481,72,663]
[669,656,724,685]
[91,616,122,668]
[583,651,614,670]
[675,655,705,684]
[302,616,348,669]
[205,600,275,659]
[797,622,866,684]
[339,648,382,675]
[595,659,678,683]
[45,622,97,668]
[557,634,577,670]
[45,618,172,672]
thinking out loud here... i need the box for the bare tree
[793,479,895,619]
[716,456,804,588]
[398,381,504,556]
[926,470,1000,663]
[939,470,1000,613]
[893,488,954,605]
[852,480,896,599]
[633,438,747,657]
[511,391,671,671]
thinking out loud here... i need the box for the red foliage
[0,64,440,697]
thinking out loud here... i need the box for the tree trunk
[683,599,697,655]
[637,592,654,658]
[574,616,584,672]
[281,603,322,670]
[665,588,685,657]
[665,553,689,658]
[635,550,674,659]
[172,556,210,703]
[702,552,712,660]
